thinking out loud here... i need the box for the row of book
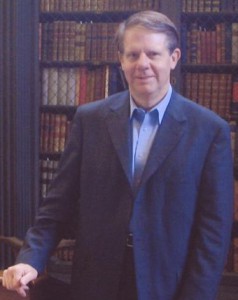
[39,21,119,63]
[182,22,238,64]
[183,72,233,119]
[41,65,126,106]
[40,112,72,154]
[182,0,238,12]
[40,0,160,12]
[39,158,59,197]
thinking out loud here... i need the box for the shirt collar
[130,84,172,124]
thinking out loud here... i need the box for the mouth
[136,76,153,80]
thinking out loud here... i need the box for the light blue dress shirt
[130,85,172,186]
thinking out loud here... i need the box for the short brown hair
[115,10,179,54]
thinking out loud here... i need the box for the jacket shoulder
[171,90,229,129]
[75,90,129,114]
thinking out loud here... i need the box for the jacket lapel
[140,94,187,187]
[105,92,133,185]
[104,91,188,190]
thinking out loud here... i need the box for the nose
[136,52,150,69]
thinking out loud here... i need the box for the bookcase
[37,0,184,198]
[181,0,238,276]
[38,1,163,198]
[39,0,238,273]
[2,1,238,296]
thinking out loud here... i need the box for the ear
[118,51,125,70]
[170,48,181,70]
[118,51,123,62]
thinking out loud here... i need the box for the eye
[147,51,160,59]
[125,52,139,61]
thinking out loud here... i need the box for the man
[2,10,234,300]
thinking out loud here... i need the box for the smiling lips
[136,75,154,80]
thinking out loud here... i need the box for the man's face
[119,26,180,107]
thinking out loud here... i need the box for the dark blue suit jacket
[17,89,234,300]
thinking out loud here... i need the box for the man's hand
[2,263,38,297]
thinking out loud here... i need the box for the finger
[3,267,25,290]
[16,284,29,298]
[20,271,37,286]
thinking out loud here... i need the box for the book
[218,73,231,118]
[75,22,86,61]
[184,0,193,12]
[215,23,225,64]
[59,114,68,152]
[189,22,198,64]
[41,22,49,61]
[212,0,221,12]
[53,114,61,152]
[198,0,205,12]
[67,68,76,106]
[233,76,238,102]
[225,22,232,64]
[204,0,212,12]
[41,112,51,153]
[40,158,59,197]
[48,113,56,153]
[57,68,68,105]
[210,73,220,114]
[78,66,88,105]
[41,68,49,105]
[203,73,212,109]
[52,21,60,61]
[190,73,199,103]
[232,23,238,64]
[57,21,65,61]
[48,68,58,105]
[68,21,76,61]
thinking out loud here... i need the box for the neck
[132,88,169,110]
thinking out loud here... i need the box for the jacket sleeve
[177,121,234,300]
[15,108,82,274]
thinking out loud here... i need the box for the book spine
[68,21,76,62]
[48,68,58,105]
[210,73,220,114]
[211,0,221,12]
[41,68,49,105]
[53,114,61,153]
[59,114,68,152]
[67,68,76,106]
[42,112,50,153]
[75,22,86,62]
[63,21,70,61]
[198,0,205,12]
[52,21,59,61]
[78,66,88,105]
[232,23,238,64]
[225,22,232,63]
[233,76,238,102]
[203,73,212,109]
[57,68,68,105]
[48,113,56,153]
[189,22,198,64]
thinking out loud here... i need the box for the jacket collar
[105,90,187,192]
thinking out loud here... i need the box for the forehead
[123,26,168,50]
